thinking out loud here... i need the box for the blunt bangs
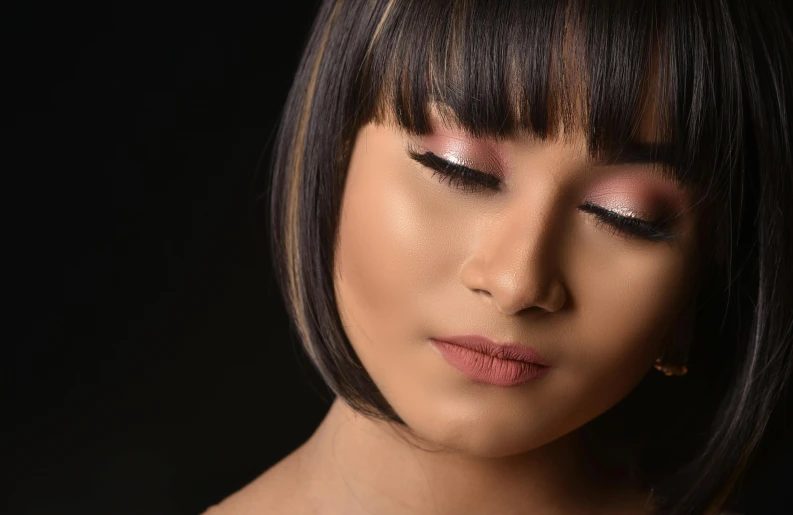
[356,0,740,200]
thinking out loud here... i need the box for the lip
[430,335,551,387]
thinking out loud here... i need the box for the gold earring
[654,312,694,377]
[653,357,688,376]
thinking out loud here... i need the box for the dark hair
[268,1,793,513]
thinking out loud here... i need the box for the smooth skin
[205,108,701,514]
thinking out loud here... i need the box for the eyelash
[407,150,676,242]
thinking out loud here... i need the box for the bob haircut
[268,1,793,513]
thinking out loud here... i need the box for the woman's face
[333,108,699,458]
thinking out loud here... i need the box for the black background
[7,2,792,514]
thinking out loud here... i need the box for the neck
[298,397,652,515]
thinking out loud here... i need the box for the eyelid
[405,138,505,178]
[578,202,678,242]
[583,194,657,224]
[408,149,501,192]
[421,153,495,181]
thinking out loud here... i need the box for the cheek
[563,237,693,398]
[333,130,464,382]
[520,234,697,444]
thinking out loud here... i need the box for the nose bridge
[460,190,568,315]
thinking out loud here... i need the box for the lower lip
[431,339,550,387]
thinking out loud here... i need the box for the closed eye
[407,149,677,242]
[577,202,677,242]
[408,149,501,193]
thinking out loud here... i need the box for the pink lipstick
[430,335,550,387]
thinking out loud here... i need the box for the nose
[459,198,568,316]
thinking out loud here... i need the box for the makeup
[581,169,687,241]
[430,336,550,387]
[413,110,510,178]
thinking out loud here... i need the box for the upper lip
[431,335,550,366]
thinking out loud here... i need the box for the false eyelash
[407,149,500,193]
[577,202,677,242]
[407,148,677,242]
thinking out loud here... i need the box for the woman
[206,1,792,513]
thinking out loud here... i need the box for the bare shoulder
[200,447,315,515]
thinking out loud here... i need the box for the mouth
[430,335,551,387]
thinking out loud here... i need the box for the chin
[397,407,562,459]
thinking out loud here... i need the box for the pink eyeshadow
[585,170,690,219]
